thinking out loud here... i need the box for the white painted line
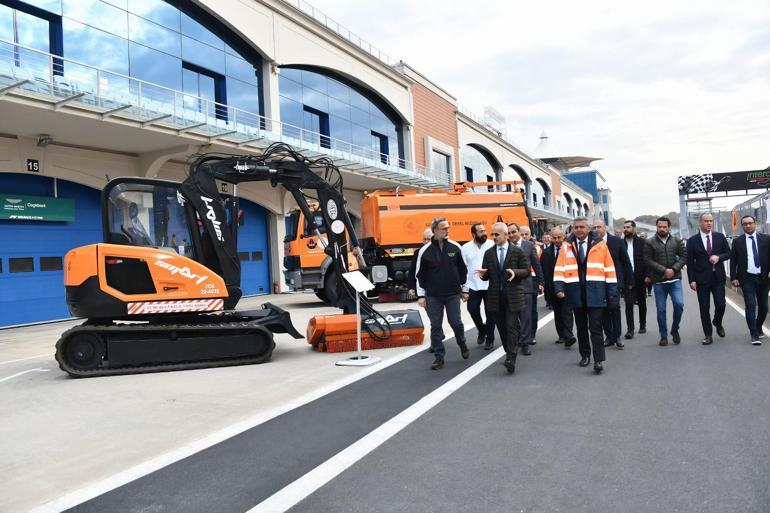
[0,353,51,366]
[725,296,770,338]
[27,342,429,513]
[0,368,50,383]
[247,312,555,513]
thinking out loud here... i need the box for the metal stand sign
[336,271,381,367]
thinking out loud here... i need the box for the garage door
[0,174,101,327]
[237,198,270,296]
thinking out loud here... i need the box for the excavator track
[55,319,276,378]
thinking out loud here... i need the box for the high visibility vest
[553,237,617,307]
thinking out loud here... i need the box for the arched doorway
[462,144,502,190]
[563,192,573,216]
[510,165,531,202]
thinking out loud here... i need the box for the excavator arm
[180,143,364,314]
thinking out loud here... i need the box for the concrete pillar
[263,60,281,129]
[268,210,287,293]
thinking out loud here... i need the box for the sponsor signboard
[0,194,75,221]
[678,169,770,195]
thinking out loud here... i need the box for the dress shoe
[751,334,762,345]
[431,355,444,370]
[521,344,532,356]
[702,336,713,345]
[459,342,470,359]
[530,339,537,345]
[759,332,766,339]
[594,361,603,374]
[564,338,577,348]
[714,323,725,338]
[579,356,591,367]
[639,326,647,334]
[484,342,494,350]
[659,337,668,346]
[503,356,516,374]
[624,331,634,340]
[555,338,565,344]
[671,330,681,345]
[476,333,485,345]
[604,339,615,348]
[615,341,625,349]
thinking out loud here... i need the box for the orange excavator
[56,143,400,376]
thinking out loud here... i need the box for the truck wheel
[324,269,339,307]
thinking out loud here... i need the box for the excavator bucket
[306,309,424,353]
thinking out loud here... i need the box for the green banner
[0,194,75,221]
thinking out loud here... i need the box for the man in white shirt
[462,223,495,349]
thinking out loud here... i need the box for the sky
[305,0,770,219]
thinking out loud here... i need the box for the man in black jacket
[730,215,770,344]
[416,217,469,370]
[541,227,575,345]
[477,222,530,373]
[687,212,730,345]
[594,219,631,349]
[623,220,647,339]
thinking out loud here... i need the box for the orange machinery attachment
[285,181,531,302]
[306,310,424,353]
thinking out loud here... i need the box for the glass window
[327,78,348,102]
[301,69,326,93]
[40,256,63,271]
[370,114,389,134]
[351,123,370,148]
[279,96,303,127]
[181,35,224,74]
[102,0,127,9]
[19,0,62,15]
[16,10,51,53]
[128,13,180,57]
[63,0,128,39]
[280,67,301,82]
[182,67,216,111]
[226,77,258,112]
[349,89,368,111]
[329,116,351,143]
[278,75,301,100]
[181,12,222,49]
[63,19,129,75]
[328,97,350,120]
[0,6,12,41]
[9,258,34,273]
[127,0,179,31]
[350,106,369,127]
[225,53,256,85]
[129,41,181,89]
[302,86,327,112]
[432,150,450,175]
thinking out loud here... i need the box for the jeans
[739,275,770,336]
[653,280,684,338]
[467,289,495,343]
[425,294,466,357]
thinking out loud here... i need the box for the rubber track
[55,321,276,378]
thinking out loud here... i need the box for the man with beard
[622,220,648,339]
[644,217,687,346]
[462,223,496,349]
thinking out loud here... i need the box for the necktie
[498,246,507,292]
[706,234,712,256]
[750,235,759,268]
[579,240,586,262]
[498,246,505,272]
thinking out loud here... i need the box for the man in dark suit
[593,219,631,349]
[541,227,576,345]
[508,223,543,354]
[477,222,530,373]
[622,220,648,339]
[687,212,730,345]
[730,215,770,344]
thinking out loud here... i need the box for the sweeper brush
[307,310,424,353]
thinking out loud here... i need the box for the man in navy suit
[730,215,770,344]
[687,213,730,345]
[593,219,631,349]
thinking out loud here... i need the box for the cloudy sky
[306,0,770,219]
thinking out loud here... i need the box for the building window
[9,257,34,273]
[464,166,473,182]
[431,150,450,177]
[40,256,63,271]
[279,66,402,162]
[557,200,561,211]
[533,193,538,206]
[487,175,494,192]
[182,62,227,119]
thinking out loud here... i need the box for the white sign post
[336,271,381,367]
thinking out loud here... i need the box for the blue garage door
[237,198,270,295]
[0,174,101,327]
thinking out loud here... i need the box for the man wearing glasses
[477,222,530,373]
[730,215,770,344]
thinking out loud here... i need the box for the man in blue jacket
[687,212,730,345]
[416,217,469,370]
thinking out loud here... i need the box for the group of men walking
[412,212,770,374]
